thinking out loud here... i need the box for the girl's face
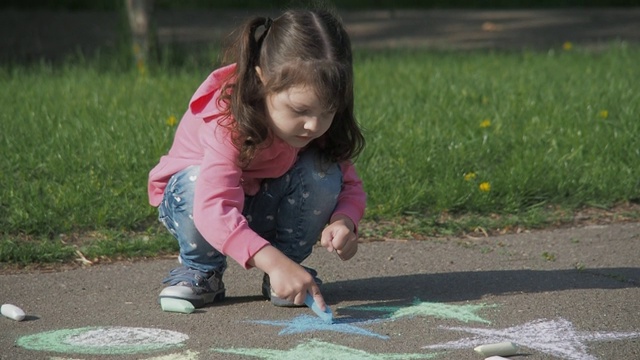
[264,85,335,148]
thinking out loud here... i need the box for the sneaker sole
[159,288,226,308]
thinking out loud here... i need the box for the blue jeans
[158,148,342,275]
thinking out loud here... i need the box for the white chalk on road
[160,298,195,314]
[474,341,519,357]
[485,356,512,360]
[1,303,26,321]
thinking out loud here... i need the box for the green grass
[1,43,639,265]
[355,46,640,218]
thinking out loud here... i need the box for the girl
[148,8,365,311]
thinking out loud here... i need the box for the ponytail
[236,16,271,75]
[219,16,274,167]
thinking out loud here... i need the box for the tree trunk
[125,0,154,73]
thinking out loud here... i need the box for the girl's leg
[244,148,342,263]
[244,148,342,304]
[158,166,226,307]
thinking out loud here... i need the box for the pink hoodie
[148,64,366,269]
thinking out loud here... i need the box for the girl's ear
[255,66,265,84]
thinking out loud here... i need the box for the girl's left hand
[320,215,358,260]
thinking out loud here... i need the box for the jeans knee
[294,149,342,201]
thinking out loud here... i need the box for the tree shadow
[343,9,640,50]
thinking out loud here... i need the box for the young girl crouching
[148,8,366,311]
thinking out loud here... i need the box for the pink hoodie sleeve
[187,64,270,269]
[192,123,270,269]
[333,161,367,233]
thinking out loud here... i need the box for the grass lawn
[1,42,639,266]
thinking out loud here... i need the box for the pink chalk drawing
[213,339,440,359]
[423,317,640,360]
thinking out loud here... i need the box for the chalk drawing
[17,326,188,355]
[348,299,497,324]
[249,314,389,339]
[145,350,200,360]
[48,350,199,360]
[213,339,440,359]
[423,317,640,360]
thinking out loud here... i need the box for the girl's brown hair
[218,8,365,167]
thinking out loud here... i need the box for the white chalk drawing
[144,350,200,360]
[15,307,638,360]
[213,339,440,359]
[48,350,199,360]
[423,317,640,360]
[17,327,188,355]
[248,314,389,339]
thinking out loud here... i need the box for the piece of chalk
[474,342,518,357]
[160,298,195,314]
[1,304,26,321]
[304,293,333,324]
[485,357,511,360]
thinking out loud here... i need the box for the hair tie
[264,17,273,31]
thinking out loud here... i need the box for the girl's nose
[304,117,319,132]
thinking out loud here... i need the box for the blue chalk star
[248,314,389,339]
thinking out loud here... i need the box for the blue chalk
[304,293,333,324]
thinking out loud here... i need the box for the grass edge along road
[1,43,639,268]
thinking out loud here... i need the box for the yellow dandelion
[464,172,477,181]
[480,119,491,128]
[166,115,177,127]
[479,182,491,192]
[136,59,146,76]
[562,41,573,51]
[599,110,609,119]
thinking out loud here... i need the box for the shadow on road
[1,8,639,62]
[323,268,639,306]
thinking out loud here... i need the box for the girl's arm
[332,161,366,233]
[320,161,365,260]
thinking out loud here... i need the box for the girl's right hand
[268,260,326,309]
[248,245,327,310]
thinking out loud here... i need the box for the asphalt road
[1,222,639,359]
[1,8,640,62]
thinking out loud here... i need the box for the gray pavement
[1,8,640,62]
[1,222,639,359]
